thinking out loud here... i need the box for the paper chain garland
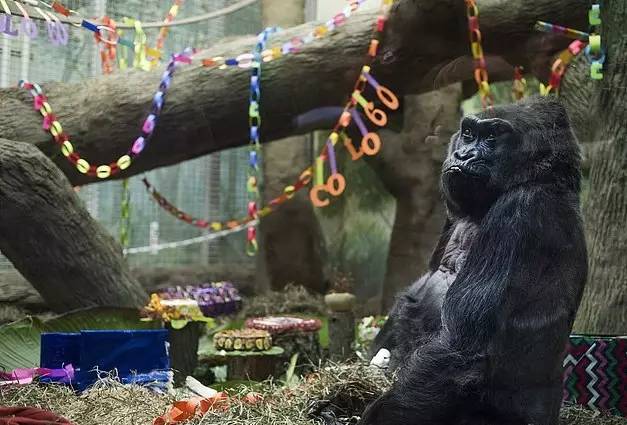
[539,39,586,96]
[95,16,117,75]
[147,0,185,67]
[585,4,603,80]
[465,0,492,109]
[120,178,131,249]
[511,66,526,101]
[18,49,193,178]
[141,0,398,234]
[200,0,365,70]
[307,0,398,208]
[536,4,601,96]
[246,27,279,255]
[20,0,365,74]
[535,21,589,41]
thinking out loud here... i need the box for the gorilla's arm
[360,187,587,425]
[444,186,586,351]
[428,218,454,271]
[370,218,455,366]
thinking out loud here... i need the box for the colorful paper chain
[37,0,364,73]
[200,0,366,70]
[120,178,131,249]
[465,0,492,109]
[246,27,280,256]
[511,66,526,101]
[539,39,586,95]
[534,21,589,41]
[142,0,398,230]
[147,0,185,68]
[307,0,398,208]
[18,49,193,179]
[94,16,117,74]
[586,4,603,80]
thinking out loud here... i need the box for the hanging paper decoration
[120,178,131,249]
[94,16,117,75]
[539,39,586,96]
[144,0,398,230]
[246,27,279,256]
[116,18,152,71]
[201,0,367,70]
[511,66,526,100]
[18,49,193,178]
[308,0,399,208]
[534,21,589,41]
[465,0,492,109]
[147,0,185,68]
[586,4,603,80]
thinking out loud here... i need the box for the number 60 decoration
[309,66,399,208]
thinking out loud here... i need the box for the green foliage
[0,307,158,371]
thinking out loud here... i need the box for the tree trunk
[0,0,586,187]
[375,86,462,311]
[0,139,146,312]
[256,0,327,294]
[572,0,627,335]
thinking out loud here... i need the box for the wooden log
[328,311,355,361]
[226,353,281,381]
[167,322,201,386]
[0,138,146,312]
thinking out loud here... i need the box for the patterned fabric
[563,335,627,416]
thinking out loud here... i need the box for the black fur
[362,97,588,425]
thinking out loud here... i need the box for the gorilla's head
[441,96,581,218]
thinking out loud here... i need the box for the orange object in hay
[153,393,229,425]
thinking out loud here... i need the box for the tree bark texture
[167,322,201,386]
[0,139,147,312]
[572,0,627,335]
[0,0,587,187]
[374,85,462,311]
[256,0,328,294]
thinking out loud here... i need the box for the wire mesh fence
[0,0,262,272]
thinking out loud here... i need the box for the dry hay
[241,284,326,318]
[1,364,625,425]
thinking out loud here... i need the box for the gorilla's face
[441,97,581,219]
[442,116,516,217]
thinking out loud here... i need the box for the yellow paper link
[117,25,129,70]
[352,91,369,109]
[120,18,153,71]
[315,156,324,186]
[148,0,185,69]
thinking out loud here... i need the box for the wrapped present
[213,329,272,352]
[245,316,322,335]
[562,334,627,416]
[29,330,171,392]
[40,332,81,370]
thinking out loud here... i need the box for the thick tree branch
[0,0,587,186]
[0,138,147,312]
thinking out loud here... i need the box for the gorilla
[362,97,588,425]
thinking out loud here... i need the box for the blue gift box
[40,332,81,369]
[40,329,170,391]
